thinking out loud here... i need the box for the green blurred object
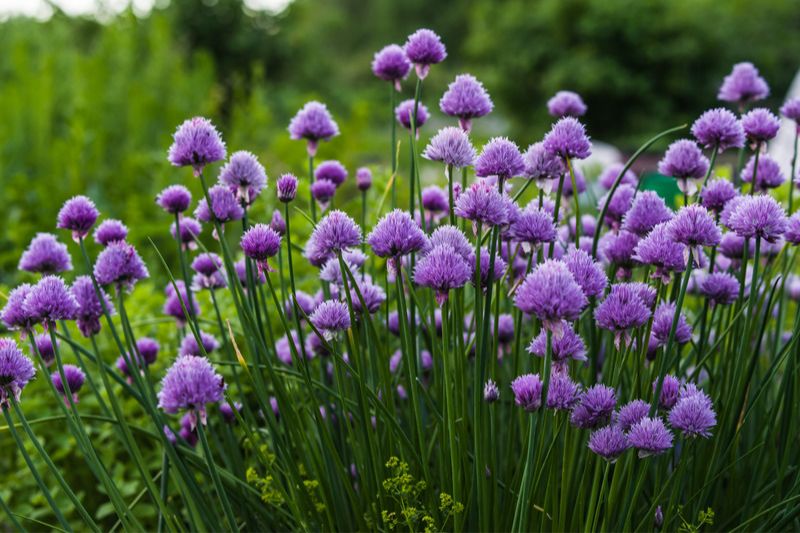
[639,172,682,209]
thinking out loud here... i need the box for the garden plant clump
[2,28,800,532]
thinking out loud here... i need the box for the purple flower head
[476,247,507,288]
[691,108,745,152]
[163,280,199,326]
[404,28,446,79]
[658,139,709,193]
[511,373,543,412]
[785,213,800,245]
[669,393,716,438]
[547,90,587,118]
[310,179,337,209]
[219,150,267,205]
[655,375,681,410]
[276,173,298,203]
[19,233,72,274]
[351,278,387,315]
[177,413,198,446]
[492,313,514,345]
[484,379,500,403]
[547,370,581,410]
[560,166,586,198]
[563,248,607,299]
[368,209,429,260]
[0,339,36,408]
[220,402,242,424]
[598,163,638,190]
[439,74,493,131]
[529,321,587,363]
[421,186,449,213]
[622,191,673,236]
[429,225,474,264]
[651,302,692,347]
[718,62,769,104]
[167,117,226,175]
[288,101,339,156]
[523,142,565,192]
[740,154,785,192]
[510,206,557,245]
[720,195,747,229]
[627,417,673,457]
[158,355,225,427]
[94,241,149,291]
[157,185,192,214]
[414,245,472,305]
[270,210,286,237]
[179,331,219,357]
[57,195,99,240]
[51,364,85,403]
[94,219,128,247]
[588,425,628,462]
[728,194,788,243]
[35,334,57,366]
[24,276,79,325]
[615,399,651,432]
[371,44,411,90]
[194,184,244,224]
[275,331,301,365]
[781,98,800,130]
[307,210,362,264]
[571,384,616,429]
[171,217,202,248]
[600,230,640,275]
[634,223,686,282]
[315,160,348,188]
[136,337,159,366]
[191,253,222,277]
[320,257,358,286]
[310,300,351,339]
[718,232,752,260]
[475,137,525,179]
[423,126,477,168]
[741,108,780,142]
[395,99,429,131]
[700,272,740,306]
[241,224,281,273]
[515,259,587,329]
[700,179,737,214]
[234,259,265,287]
[667,205,721,249]
[598,184,635,227]
[595,283,651,343]
[454,182,508,226]
[355,167,372,191]
[71,275,114,337]
[543,117,592,160]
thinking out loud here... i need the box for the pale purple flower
[219,150,267,205]
[94,219,128,247]
[571,384,616,429]
[167,117,226,175]
[669,393,716,438]
[740,154,785,191]
[598,184,635,227]
[35,334,56,366]
[700,179,737,214]
[439,74,493,131]
[658,139,709,194]
[194,184,244,223]
[429,225,474,264]
[404,28,446,79]
[57,195,99,240]
[522,142,565,193]
[728,194,788,243]
[562,247,607,299]
[785,213,800,245]
[23,277,77,327]
[454,182,508,226]
[475,137,525,179]
[691,108,745,152]
[350,278,387,315]
[275,331,300,365]
[634,223,686,282]
[615,399,651,432]
[600,230,640,275]
[656,375,681,410]
[310,179,337,209]
[310,300,351,339]
[542,117,591,160]
[667,205,721,249]
[179,331,219,357]
[315,160,348,188]
[423,126,476,168]
[718,62,769,105]
[371,44,411,90]
[163,280,199,326]
[475,247,506,288]
[158,355,225,427]
[511,373,543,411]
[741,108,780,142]
[598,163,637,190]
[71,275,114,337]
[651,302,692,347]
[627,417,673,457]
[171,217,202,248]
[622,191,673,236]
[395,99,429,131]
[528,321,587,363]
[414,244,472,305]
[356,167,372,191]
[510,206,557,245]
[560,166,586,198]
[514,259,587,329]
[0,339,36,407]
[484,379,500,403]
[700,272,740,306]
[288,101,339,156]
[547,90,587,118]
[546,370,581,410]
[306,210,362,265]
[588,425,628,462]
[421,186,449,213]
[51,364,85,403]
[19,233,72,274]
[276,173,298,203]
[595,283,651,341]
[241,224,281,272]
[94,241,149,291]
[781,98,800,130]
[270,210,286,236]
[368,209,429,260]
[157,185,192,214]
[2,284,35,331]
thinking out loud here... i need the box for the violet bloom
[395,99,429,132]
[622,191,673,236]
[781,98,800,130]
[179,331,219,357]
[276,174,298,203]
[588,426,628,462]
[546,371,581,410]
[560,166,586,198]
[19,233,72,274]
[523,142,565,194]
[598,163,637,190]
[600,230,640,278]
[371,44,411,91]
[718,232,752,261]
[219,150,267,206]
[194,184,244,224]
[315,160,348,188]
[511,373,543,412]
[651,302,692,347]
[35,334,57,366]
[356,167,372,191]
[423,126,477,169]
[655,375,681,409]
[311,179,337,210]
[350,278,387,315]
[51,364,85,403]
[510,206,557,246]
[528,321,587,363]
[475,137,525,180]
[0,339,36,408]
[728,195,788,243]
[667,205,721,253]
[439,74,493,132]
[191,253,225,290]
[740,154,785,192]
[571,384,616,429]
[24,276,79,326]
[275,331,301,365]
[219,402,242,424]
[514,259,587,331]
[429,225,474,264]
[741,108,780,143]
[403,28,447,79]
[234,259,265,287]
[594,283,651,345]
[72,275,114,337]
[785,213,800,245]
[634,222,686,282]
[2,284,35,331]
[306,210,362,265]
[288,101,339,157]
[691,108,745,152]
[241,224,281,273]
[167,117,227,175]
[157,185,192,214]
[562,248,607,299]
[320,257,358,286]
[598,184,635,228]
[421,186,449,214]
[310,300,351,339]
[57,195,99,240]
[171,217,202,250]
[454,182,509,226]
[627,417,673,457]
[94,219,128,247]
[475,247,507,288]
[135,338,160,366]
[163,280,199,326]
[414,244,472,305]
[543,117,592,160]
[270,210,286,237]
[484,379,500,403]
[547,90,587,118]
[615,399,651,432]
[700,179,737,214]
[94,241,149,291]
[158,355,225,427]
[368,209,429,260]
[657,139,709,194]
[718,62,769,105]
[700,272,740,306]
[669,393,716,438]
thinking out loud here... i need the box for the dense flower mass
[700,179,737,213]
[514,260,587,328]
[395,99,429,130]
[219,150,267,205]
[158,355,225,426]
[367,209,428,258]
[727,194,788,242]
[403,28,446,78]
[157,185,192,214]
[24,276,79,325]
[562,248,607,298]
[627,417,673,457]
[19,233,72,274]
[439,74,493,131]
[528,321,587,363]
[94,241,149,290]
[700,272,740,306]
[543,117,592,160]
[691,108,745,152]
[523,142,565,191]
[595,283,651,339]
[168,117,227,174]
[741,108,780,142]
[288,101,339,155]
[598,163,637,190]
[588,425,628,462]
[511,373,543,411]
[634,223,686,281]
[474,137,525,179]
[667,205,721,249]
[657,139,709,193]
[94,219,128,247]
[571,384,616,428]
[71,275,114,337]
[195,184,244,223]
[717,62,769,104]
[414,244,472,304]
[740,154,785,191]
[309,300,351,338]
[622,191,673,236]
[454,182,509,226]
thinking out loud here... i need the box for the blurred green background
[1,0,799,282]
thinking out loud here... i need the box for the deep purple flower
[191,253,222,277]
[700,179,737,214]
[657,139,709,194]
[94,219,128,247]
[627,417,673,457]
[19,233,72,274]
[651,302,692,347]
[306,210,362,265]
[315,160,348,188]
[718,62,769,104]
[785,213,800,245]
[598,184,635,227]
[781,98,800,130]
[547,90,587,118]
[356,167,373,191]
[423,126,477,168]
[371,44,411,90]
[350,278,387,315]
[622,191,673,236]
[718,232,751,261]
[655,375,681,410]
[241,224,281,272]
[728,194,788,243]
[167,117,227,175]
[615,399,651,432]
[135,337,159,366]
[179,331,219,357]
[171,217,202,249]
[595,283,651,342]
[528,321,587,363]
[510,206,557,245]
[310,179,337,209]
[94,241,149,291]
[667,205,721,249]
[691,108,745,152]
[71,275,114,337]
[588,425,628,462]
[194,184,244,224]
[219,402,242,424]
[546,370,581,410]
[404,29,446,79]
[158,355,225,427]
[288,101,339,156]
[634,223,686,282]
[669,393,716,438]
[522,142,565,193]
[454,182,508,226]
[310,300,351,339]
[543,117,591,160]
[57,195,99,240]
[511,373,543,411]
[414,244,472,305]
[740,154,785,191]
[367,209,429,260]
[0,339,36,407]
[157,185,192,214]
[219,150,267,205]
[276,174,298,203]
[51,364,85,403]
[700,272,740,306]
[395,99,429,131]
[35,334,57,366]
[270,210,286,236]
[562,248,607,299]
[439,74,493,131]
[484,379,500,403]
[24,276,79,325]
[514,259,587,329]
[2,284,35,331]
[598,163,638,190]
[741,108,780,142]
[571,384,616,429]
[163,280,199,326]
[474,137,525,179]
[421,186,449,213]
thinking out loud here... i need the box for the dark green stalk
[309,154,317,222]
[566,157,581,242]
[196,419,238,529]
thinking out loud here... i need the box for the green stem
[196,418,238,529]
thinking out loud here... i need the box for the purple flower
[2,284,35,331]
[219,150,267,205]
[523,142,565,192]
[306,210,362,265]
[781,98,800,129]
[310,300,351,339]
[24,276,79,325]
[0,339,36,407]
[429,225,474,264]
[691,108,745,152]
[234,259,264,287]
[655,375,681,410]
[94,219,128,247]
[167,117,227,175]
[136,338,160,365]
[600,230,640,274]
[270,210,286,236]
[158,355,225,427]
[72,275,114,337]
[241,224,281,272]
[728,194,788,243]
[667,205,721,249]
[315,160,348,188]
[191,253,222,277]
[598,184,635,227]
[571,384,616,429]
[320,257,358,286]
[562,248,607,299]
[484,379,500,403]
[528,321,587,363]
[595,283,651,341]
[171,217,202,248]
[454,182,509,226]
[194,184,244,224]
[547,90,587,118]
[511,373,543,411]
[785,213,800,245]
[588,425,628,462]
[718,62,769,104]
[310,179,337,208]
[598,163,637,190]
[475,247,507,288]
[35,334,57,366]
[371,44,411,90]
[163,280,199,326]
[351,278,387,315]
[627,417,673,457]
[634,223,686,282]
[615,399,651,432]
[658,139,709,193]
[669,393,716,438]
[57,195,99,240]
[395,99,429,131]
[157,185,192,214]
[741,108,780,143]
[621,191,673,236]
[700,179,737,214]
[423,126,477,168]
[560,166,586,198]
[740,154,785,192]
[651,302,692,347]
[367,209,429,259]
[510,206,557,245]
[718,232,751,260]
[421,186,449,213]
[475,137,525,179]
[51,364,86,403]
[404,28,446,79]
[546,370,581,410]
[275,331,301,365]
[700,272,740,306]
[414,245,472,305]
[220,402,242,424]
[543,117,592,160]
[288,101,339,156]
[276,173,298,203]
[19,233,72,274]
[356,167,372,191]
[94,241,149,291]
[439,74,493,131]
[179,331,219,357]
[514,259,587,329]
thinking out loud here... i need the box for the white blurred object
[580,141,623,171]
[768,69,800,182]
